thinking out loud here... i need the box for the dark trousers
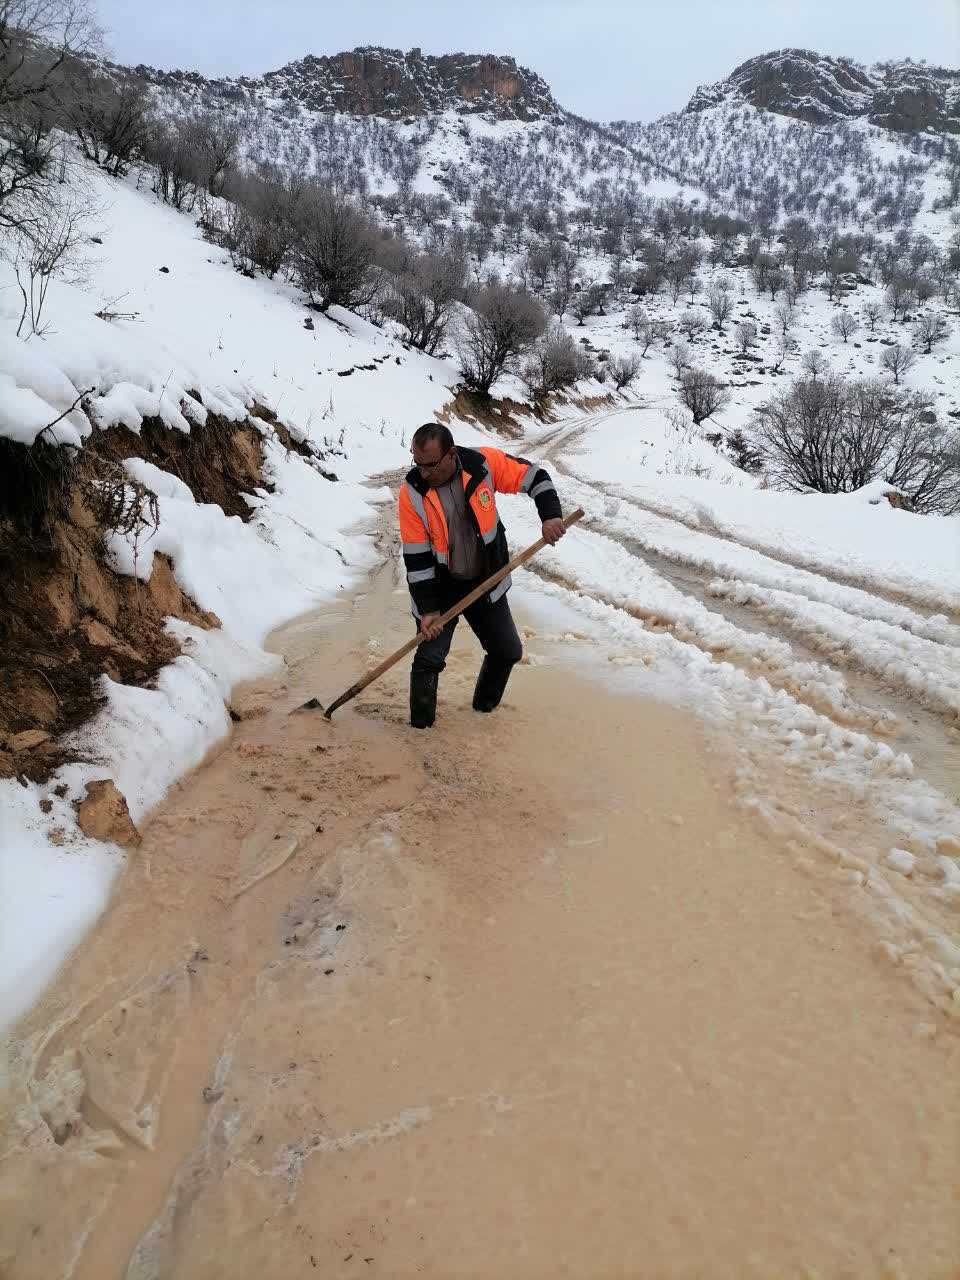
[412,581,523,674]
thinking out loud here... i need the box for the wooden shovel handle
[322,507,585,718]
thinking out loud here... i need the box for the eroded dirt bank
[2,552,958,1279]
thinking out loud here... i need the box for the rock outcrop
[131,46,560,121]
[685,49,959,134]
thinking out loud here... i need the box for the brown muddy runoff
[2,554,959,1279]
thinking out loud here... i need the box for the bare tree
[679,308,707,341]
[456,283,546,397]
[914,310,949,354]
[609,352,641,391]
[734,321,757,355]
[143,120,207,210]
[677,367,731,425]
[569,281,605,325]
[215,168,305,279]
[770,336,796,373]
[630,310,663,358]
[708,285,734,333]
[1,0,101,226]
[526,243,551,293]
[750,374,959,511]
[773,302,794,336]
[831,311,858,344]
[801,349,830,380]
[880,343,917,384]
[193,114,241,197]
[1,1,100,110]
[293,188,378,313]
[885,276,913,322]
[862,299,883,333]
[549,248,577,320]
[668,339,692,381]
[66,74,152,176]
[383,247,465,354]
[626,304,648,343]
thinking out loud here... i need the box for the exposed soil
[437,389,618,440]
[0,408,267,783]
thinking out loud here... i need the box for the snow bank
[0,160,464,1034]
[558,406,960,614]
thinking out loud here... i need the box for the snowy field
[2,144,959,1034]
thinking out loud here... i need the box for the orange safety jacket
[399,445,562,616]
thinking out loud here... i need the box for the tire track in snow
[524,410,960,801]
[611,482,959,620]
[523,522,891,734]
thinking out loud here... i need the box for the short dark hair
[412,422,454,452]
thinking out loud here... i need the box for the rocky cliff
[131,46,560,121]
[685,49,960,134]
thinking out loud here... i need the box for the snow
[886,848,916,875]
[0,786,121,1034]
[549,406,960,615]
[3,100,960,1036]
[0,160,467,1033]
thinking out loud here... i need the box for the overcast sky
[95,0,959,121]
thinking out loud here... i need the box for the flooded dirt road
[2,541,959,1279]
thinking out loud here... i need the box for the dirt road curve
[2,494,959,1279]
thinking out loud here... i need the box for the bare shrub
[0,0,101,224]
[383,247,465,353]
[520,327,594,401]
[2,181,97,334]
[142,120,207,211]
[725,427,764,474]
[293,188,378,313]
[677,366,731,425]
[679,308,707,341]
[65,74,151,176]
[750,375,960,511]
[609,352,641,391]
[456,283,546,397]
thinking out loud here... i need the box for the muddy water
[2,555,959,1279]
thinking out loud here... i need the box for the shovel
[304,507,585,719]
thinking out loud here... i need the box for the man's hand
[541,518,566,546]
[418,613,444,641]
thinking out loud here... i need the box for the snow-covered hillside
[2,32,959,1042]
[0,157,484,1028]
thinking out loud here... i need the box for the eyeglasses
[414,451,452,474]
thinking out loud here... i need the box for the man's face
[412,437,457,488]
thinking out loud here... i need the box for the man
[399,423,566,729]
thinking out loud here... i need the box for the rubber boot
[410,670,439,729]
[472,656,515,713]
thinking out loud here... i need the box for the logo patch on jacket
[477,487,492,508]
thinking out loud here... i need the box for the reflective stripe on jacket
[399,445,562,616]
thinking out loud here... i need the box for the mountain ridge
[122,45,561,122]
[684,49,960,134]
